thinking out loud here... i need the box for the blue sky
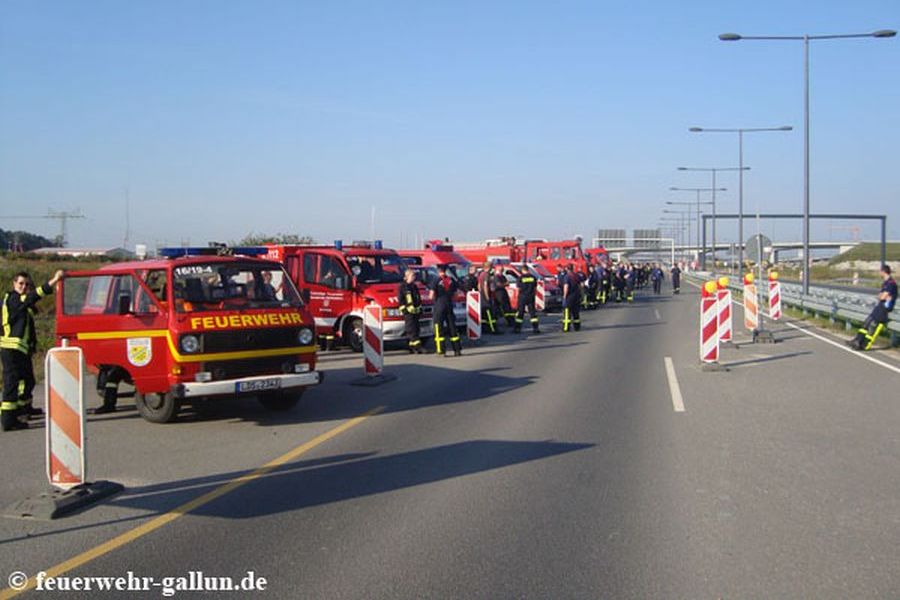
[1,0,898,250]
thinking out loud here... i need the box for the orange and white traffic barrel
[44,347,86,490]
[717,276,733,344]
[768,271,782,320]
[700,281,720,365]
[363,304,383,376]
[743,273,758,331]
[535,280,546,312]
[466,291,482,340]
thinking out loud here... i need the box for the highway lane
[2,282,899,598]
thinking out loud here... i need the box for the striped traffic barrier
[466,291,482,340]
[535,280,546,312]
[769,272,782,320]
[45,347,86,490]
[743,273,758,331]
[700,281,726,371]
[717,276,733,345]
[363,304,383,376]
[1,346,123,519]
[350,304,396,387]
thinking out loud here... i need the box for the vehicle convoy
[455,237,591,274]
[264,241,433,352]
[55,247,322,423]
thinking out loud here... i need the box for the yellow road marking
[0,406,384,599]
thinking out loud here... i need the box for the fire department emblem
[127,338,152,367]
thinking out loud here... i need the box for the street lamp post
[678,166,750,270]
[688,127,792,276]
[718,28,895,294]
[669,187,724,268]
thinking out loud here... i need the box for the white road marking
[664,357,685,413]
[686,278,900,377]
[654,308,661,320]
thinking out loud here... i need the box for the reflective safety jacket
[397,281,423,315]
[1,283,53,354]
[517,272,537,301]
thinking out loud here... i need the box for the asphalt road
[1,281,899,599]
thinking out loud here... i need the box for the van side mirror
[117,293,132,315]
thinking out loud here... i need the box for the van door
[298,252,351,336]
[58,272,169,392]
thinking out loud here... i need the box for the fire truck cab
[264,241,433,352]
[521,239,589,274]
[55,247,322,423]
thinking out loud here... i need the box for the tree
[236,232,315,246]
[0,228,59,252]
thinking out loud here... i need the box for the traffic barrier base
[2,480,124,520]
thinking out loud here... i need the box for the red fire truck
[455,238,590,274]
[55,247,322,423]
[264,241,433,352]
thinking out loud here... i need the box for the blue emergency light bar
[334,240,343,250]
[159,247,269,258]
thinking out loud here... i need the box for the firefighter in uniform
[478,262,499,334]
[561,264,582,332]
[586,264,600,309]
[2,270,63,431]
[670,263,682,294]
[398,269,425,354]
[848,264,897,351]
[462,264,479,293]
[514,268,540,334]
[491,264,516,328]
[651,263,663,295]
[598,264,610,305]
[429,264,462,356]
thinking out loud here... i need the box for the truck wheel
[135,392,179,423]
[259,390,303,411]
[346,317,364,353]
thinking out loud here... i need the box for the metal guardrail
[687,271,899,345]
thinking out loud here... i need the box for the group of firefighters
[396,260,684,356]
[1,261,895,430]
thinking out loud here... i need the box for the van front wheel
[135,392,179,423]
[346,317,364,353]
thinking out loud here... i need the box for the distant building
[32,247,135,259]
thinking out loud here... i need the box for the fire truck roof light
[158,247,269,258]
[374,240,383,250]
[334,240,343,250]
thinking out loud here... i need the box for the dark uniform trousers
[563,292,581,332]
[515,281,540,333]
[433,298,461,355]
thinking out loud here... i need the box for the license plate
[236,378,282,393]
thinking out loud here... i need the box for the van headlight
[383,308,402,318]
[180,334,201,353]
[298,327,314,345]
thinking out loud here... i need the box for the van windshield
[172,262,302,312]
[346,254,405,284]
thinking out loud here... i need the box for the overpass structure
[700,213,888,269]
[600,240,861,263]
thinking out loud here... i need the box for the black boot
[1,411,28,431]
[22,403,44,418]
[453,340,462,357]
